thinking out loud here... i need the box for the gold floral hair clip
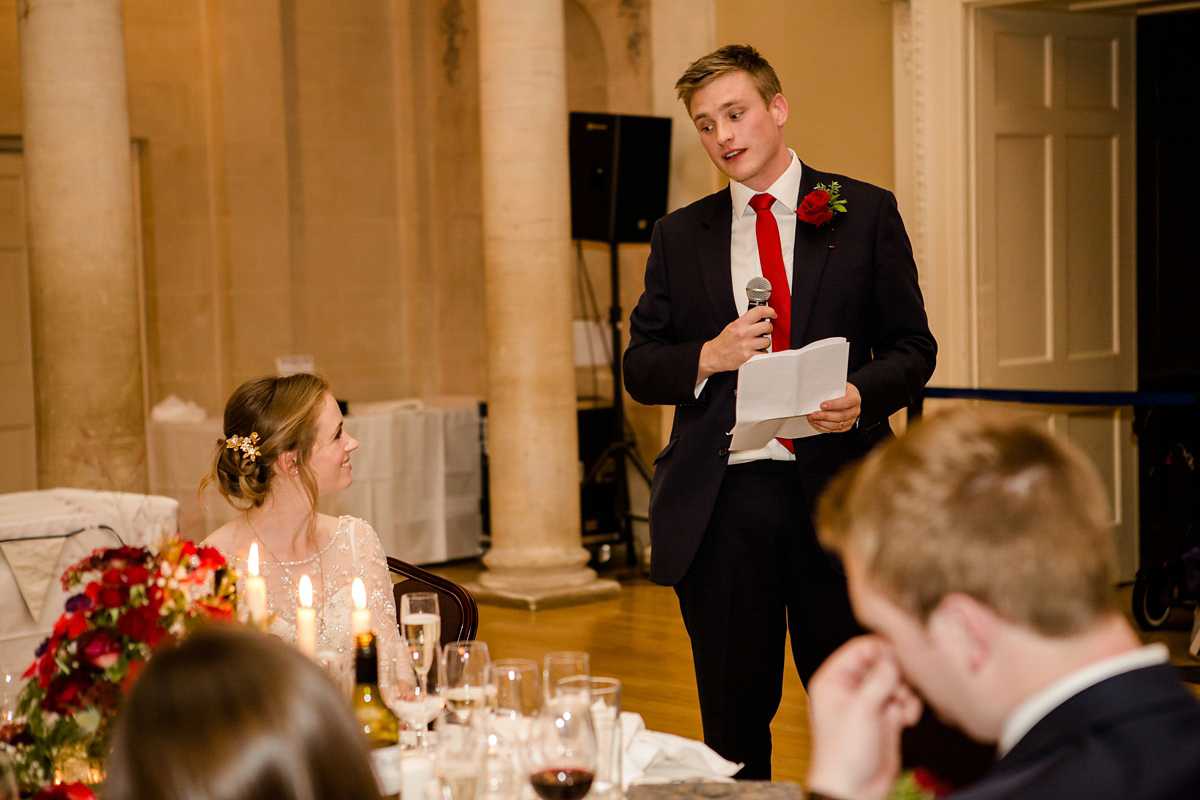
[225,432,261,463]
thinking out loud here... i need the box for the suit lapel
[790,163,835,348]
[699,188,737,324]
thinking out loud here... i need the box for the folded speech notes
[729,337,849,451]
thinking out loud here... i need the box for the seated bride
[202,373,402,678]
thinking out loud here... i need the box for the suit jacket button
[717,447,729,457]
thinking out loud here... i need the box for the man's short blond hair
[818,408,1117,636]
[675,44,782,112]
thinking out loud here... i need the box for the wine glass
[390,641,445,751]
[542,651,589,704]
[442,641,491,722]
[526,698,597,800]
[488,658,541,725]
[401,592,442,692]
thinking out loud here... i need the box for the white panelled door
[0,151,37,492]
[975,8,1138,579]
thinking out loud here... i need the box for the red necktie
[748,193,795,453]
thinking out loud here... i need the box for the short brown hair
[106,625,382,800]
[675,44,782,112]
[203,373,330,514]
[818,408,1117,636]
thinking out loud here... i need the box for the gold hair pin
[225,432,261,463]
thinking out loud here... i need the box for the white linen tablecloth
[146,397,484,565]
[0,489,179,674]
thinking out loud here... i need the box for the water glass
[442,640,491,722]
[488,658,541,723]
[557,676,622,799]
[315,649,353,700]
[542,651,589,704]
[436,712,487,800]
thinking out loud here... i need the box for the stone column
[471,0,618,609]
[17,0,146,491]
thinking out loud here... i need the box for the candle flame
[299,574,313,607]
[352,577,366,610]
[248,542,259,577]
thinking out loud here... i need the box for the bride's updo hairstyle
[205,373,330,512]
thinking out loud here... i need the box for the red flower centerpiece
[0,537,238,796]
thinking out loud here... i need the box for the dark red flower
[43,674,88,714]
[118,604,162,646]
[97,586,128,609]
[101,568,123,586]
[912,768,955,797]
[36,652,57,688]
[797,189,834,226]
[122,565,151,585]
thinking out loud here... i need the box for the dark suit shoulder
[655,187,731,233]
[953,665,1200,800]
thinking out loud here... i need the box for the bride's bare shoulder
[202,520,249,555]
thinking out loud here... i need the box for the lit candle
[297,574,317,659]
[351,577,371,636]
[246,543,268,627]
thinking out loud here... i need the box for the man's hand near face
[805,636,923,800]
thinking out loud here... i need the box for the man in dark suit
[623,45,936,778]
[805,409,1200,800]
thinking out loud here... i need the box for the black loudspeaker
[569,112,672,243]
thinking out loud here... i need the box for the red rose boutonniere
[797,181,848,227]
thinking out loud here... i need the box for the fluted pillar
[17,0,145,491]
[471,0,618,609]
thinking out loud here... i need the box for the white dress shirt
[694,151,804,464]
[997,643,1170,756]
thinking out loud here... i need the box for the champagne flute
[442,641,491,722]
[401,592,442,692]
[390,642,445,752]
[488,658,541,724]
[526,698,597,800]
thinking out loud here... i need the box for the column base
[466,577,621,611]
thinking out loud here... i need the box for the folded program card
[729,336,849,452]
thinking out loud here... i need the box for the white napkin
[619,712,742,789]
[150,395,208,422]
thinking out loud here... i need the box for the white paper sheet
[729,337,849,451]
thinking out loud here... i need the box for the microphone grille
[746,276,772,304]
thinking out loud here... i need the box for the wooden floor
[426,559,1200,787]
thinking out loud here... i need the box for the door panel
[976,8,1137,580]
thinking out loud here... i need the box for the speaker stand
[581,240,652,568]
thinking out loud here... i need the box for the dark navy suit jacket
[954,663,1200,799]
[624,163,936,586]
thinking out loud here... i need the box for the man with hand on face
[623,44,936,778]
[805,409,1200,800]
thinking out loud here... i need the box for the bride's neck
[246,481,319,557]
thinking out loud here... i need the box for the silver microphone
[746,277,773,352]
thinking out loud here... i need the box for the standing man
[623,45,936,778]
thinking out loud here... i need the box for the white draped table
[146,396,484,566]
[0,489,179,673]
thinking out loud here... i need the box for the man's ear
[927,593,996,675]
[770,92,788,128]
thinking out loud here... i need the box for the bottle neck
[355,632,379,686]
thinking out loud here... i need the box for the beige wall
[714,0,895,189]
[0,0,896,472]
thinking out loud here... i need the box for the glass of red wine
[527,697,597,800]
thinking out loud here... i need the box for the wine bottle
[354,631,402,800]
